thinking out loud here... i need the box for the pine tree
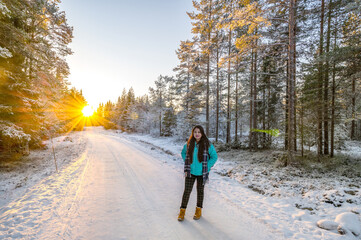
[162,104,177,136]
[149,76,167,136]
[187,0,221,136]
[342,12,361,140]
[0,0,73,153]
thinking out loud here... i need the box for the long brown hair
[187,125,210,163]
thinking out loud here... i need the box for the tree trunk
[324,0,332,155]
[351,77,356,139]
[293,20,297,152]
[206,56,210,137]
[240,122,243,137]
[330,15,338,157]
[267,76,271,147]
[285,61,289,150]
[206,0,213,137]
[186,71,190,115]
[262,86,266,149]
[331,48,336,157]
[287,0,296,164]
[249,50,254,150]
[301,103,304,157]
[317,0,325,157]
[235,57,239,142]
[216,39,220,142]
[159,92,162,136]
[253,33,258,150]
[227,28,232,143]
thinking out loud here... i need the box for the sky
[58,0,194,107]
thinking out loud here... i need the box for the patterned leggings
[180,174,204,209]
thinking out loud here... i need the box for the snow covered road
[0,128,283,240]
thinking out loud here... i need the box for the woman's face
[193,128,202,142]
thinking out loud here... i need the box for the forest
[97,0,361,163]
[0,0,87,158]
[1,0,360,163]
[1,2,360,238]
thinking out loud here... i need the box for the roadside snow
[340,140,361,159]
[0,131,87,208]
[335,212,361,236]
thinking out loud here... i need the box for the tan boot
[193,207,202,220]
[178,208,186,221]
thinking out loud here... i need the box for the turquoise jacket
[181,143,218,176]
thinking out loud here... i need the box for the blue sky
[59,0,193,107]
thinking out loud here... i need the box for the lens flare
[82,105,94,117]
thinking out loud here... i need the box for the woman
[178,125,218,221]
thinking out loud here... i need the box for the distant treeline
[98,0,361,162]
[0,0,86,156]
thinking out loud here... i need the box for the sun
[82,105,94,117]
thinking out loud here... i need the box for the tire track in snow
[106,136,182,239]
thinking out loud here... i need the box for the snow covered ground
[0,127,280,239]
[0,126,360,239]
[108,130,361,240]
[0,132,87,207]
